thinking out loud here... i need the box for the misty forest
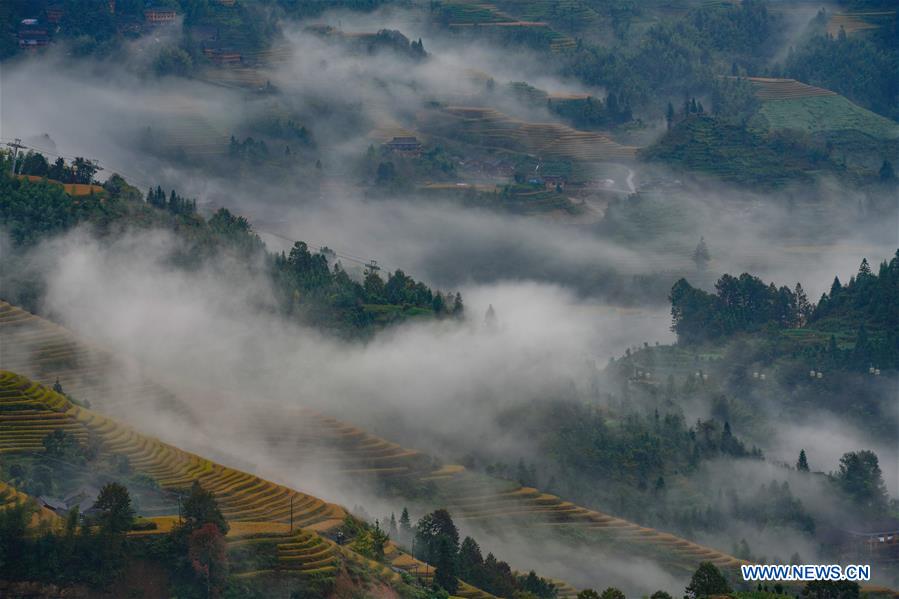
[0,0,897,598]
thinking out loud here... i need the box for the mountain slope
[0,300,746,578]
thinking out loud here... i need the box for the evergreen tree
[484,304,497,327]
[858,258,871,277]
[182,481,229,534]
[415,509,459,562]
[93,482,135,535]
[388,513,398,539]
[686,562,732,598]
[433,534,459,593]
[797,449,810,472]
[830,276,842,296]
[835,450,888,515]
[795,283,811,325]
[399,507,412,540]
[666,102,675,129]
[458,536,484,585]
[452,292,464,317]
[692,237,711,270]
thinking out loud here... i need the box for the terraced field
[0,301,185,420]
[827,11,894,37]
[438,0,577,52]
[0,369,508,595]
[746,77,836,101]
[144,114,231,159]
[228,528,341,579]
[0,370,346,531]
[244,406,748,576]
[427,106,637,163]
[0,301,745,579]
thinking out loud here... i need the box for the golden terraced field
[0,370,346,532]
[0,368,504,594]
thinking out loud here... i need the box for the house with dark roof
[384,136,422,155]
[64,485,100,511]
[144,6,177,24]
[38,496,68,513]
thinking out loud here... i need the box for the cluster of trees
[0,478,232,596]
[253,117,314,147]
[361,29,426,59]
[228,136,272,164]
[670,273,812,344]
[575,561,733,599]
[548,93,632,129]
[0,481,135,587]
[670,255,899,370]
[564,0,780,114]
[536,403,761,496]
[812,255,899,336]
[14,151,100,185]
[386,508,558,598]
[270,241,462,330]
[785,24,899,121]
[146,186,198,216]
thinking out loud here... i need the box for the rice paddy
[427,106,638,163]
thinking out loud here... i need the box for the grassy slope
[754,95,899,139]
[642,115,819,185]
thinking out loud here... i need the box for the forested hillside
[669,254,899,370]
[0,154,460,335]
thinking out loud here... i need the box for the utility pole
[364,259,380,277]
[6,138,25,175]
[289,494,294,534]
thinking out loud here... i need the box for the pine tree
[452,292,464,317]
[858,258,871,277]
[692,237,710,270]
[433,535,459,593]
[484,304,496,327]
[388,513,398,538]
[795,283,810,325]
[797,449,810,472]
[399,507,412,540]
[666,102,675,130]
[830,276,842,296]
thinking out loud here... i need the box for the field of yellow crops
[15,175,105,197]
